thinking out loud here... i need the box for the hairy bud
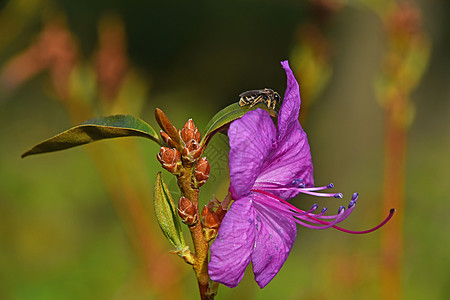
[157,147,182,174]
[201,205,221,242]
[178,197,198,226]
[182,139,202,163]
[193,157,210,187]
[160,130,178,148]
[155,108,181,146]
[216,192,232,220]
[180,119,201,145]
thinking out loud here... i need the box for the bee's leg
[271,100,276,110]
[264,99,273,109]
[239,98,247,106]
[249,96,262,107]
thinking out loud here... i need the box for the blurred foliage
[1,0,449,299]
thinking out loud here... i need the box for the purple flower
[208,60,394,288]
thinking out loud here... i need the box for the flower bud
[193,157,210,187]
[157,147,182,174]
[216,191,232,220]
[180,119,201,145]
[181,139,202,163]
[155,108,181,145]
[160,130,178,148]
[201,205,221,242]
[178,197,198,226]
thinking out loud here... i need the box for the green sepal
[154,172,186,251]
[200,102,277,147]
[21,114,164,158]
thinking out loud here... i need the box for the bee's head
[273,92,281,102]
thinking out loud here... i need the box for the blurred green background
[1,0,449,299]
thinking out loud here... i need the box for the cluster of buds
[178,196,198,226]
[156,109,211,187]
[155,107,224,247]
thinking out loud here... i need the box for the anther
[338,206,345,214]
[292,178,303,186]
[327,183,334,189]
[334,193,343,199]
[302,204,319,215]
[348,200,356,208]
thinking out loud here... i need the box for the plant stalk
[177,166,216,300]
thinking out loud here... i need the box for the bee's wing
[239,89,266,98]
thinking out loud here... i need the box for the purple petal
[251,193,297,288]
[277,60,301,140]
[228,109,277,199]
[209,197,257,288]
[252,60,314,195]
[255,121,314,198]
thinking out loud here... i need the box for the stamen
[252,189,303,213]
[294,208,347,229]
[291,178,303,186]
[300,183,334,191]
[297,189,343,199]
[316,207,328,216]
[293,204,319,217]
[312,197,356,220]
[251,188,395,234]
[256,181,342,199]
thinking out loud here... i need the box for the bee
[238,88,280,110]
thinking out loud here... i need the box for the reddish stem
[381,98,406,300]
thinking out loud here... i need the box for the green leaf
[154,172,186,250]
[22,114,164,158]
[200,102,277,146]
